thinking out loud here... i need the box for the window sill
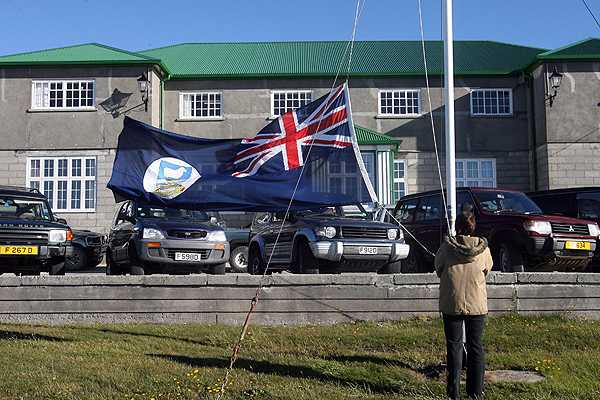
[375,114,422,119]
[470,114,513,118]
[27,108,97,113]
[176,117,224,122]
[54,209,96,214]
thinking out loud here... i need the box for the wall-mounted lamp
[137,72,149,111]
[545,67,563,107]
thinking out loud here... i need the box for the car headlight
[143,228,164,240]
[206,230,227,242]
[48,229,67,244]
[523,220,552,236]
[588,223,600,238]
[315,226,337,239]
[387,228,399,240]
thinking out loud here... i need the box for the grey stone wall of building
[0,272,598,325]
[537,143,600,189]
[397,150,530,194]
[163,76,531,154]
[0,65,155,150]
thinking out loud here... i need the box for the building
[0,39,598,232]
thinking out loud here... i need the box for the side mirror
[210,216,218,224]
[55,217,67,225]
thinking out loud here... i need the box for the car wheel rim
[235,252,248,268]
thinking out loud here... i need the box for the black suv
[247,204,409,274]
[529,187,600,270]
[393,187,598,272]
[0,186,72,275]
[106,200,230,275]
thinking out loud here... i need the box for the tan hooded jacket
[435,235,494,316]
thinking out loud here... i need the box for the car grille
[551,223,589,235]
[166,248,210,260]
[167,230,207,239]
[341,227,388,239]
[0,229,48,245]
[85,236,102,246]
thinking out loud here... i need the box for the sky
[1,0,599,56]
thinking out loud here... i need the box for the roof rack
[0,185,42,194]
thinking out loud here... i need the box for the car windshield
[136,206,209,221]
[0,196,52,221]
[295,204,370,219]
[474,191,542,215]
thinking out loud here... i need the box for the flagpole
[443,0,456,236]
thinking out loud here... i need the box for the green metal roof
[139,40,545,79]
[354,125,398,145]
[537,38,600,60]
[0,43,164,68]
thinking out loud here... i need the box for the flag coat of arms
[108,83,377,211]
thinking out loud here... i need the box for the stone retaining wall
[0,272,599,325]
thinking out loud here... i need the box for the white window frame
[393,159,407,201]
[270,90,312,118]
[378,89,421,117]
[456,158,496,188]
[26,156,97,213]
[469,88,513,116]
[178,91,223,120]
[30,79,96,110]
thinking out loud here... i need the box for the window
[456,159,496,188]
[379,90,420,116]
[326,152,375,202]
[415,195,442,222]
[271,90,312,117]
[27,157,97,212]
[31,80,95,110]
[470,88,512,116]
[180,92,222,119]
[395,198,418,224]
[393,159,407,201]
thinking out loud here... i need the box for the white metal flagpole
[443,0,457,236]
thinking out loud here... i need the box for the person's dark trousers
[443,314,486,399]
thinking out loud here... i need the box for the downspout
[160,78,165,129]
[527,72,539,191]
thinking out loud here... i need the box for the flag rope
[215,1,366,398]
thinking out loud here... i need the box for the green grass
[0,315,599,399]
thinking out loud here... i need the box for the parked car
[65,229,106,271]
[106,200,229,275]
[0,185,72,275]
[529,187,600,270]
[393,187,599,272]
[247,204,410,274]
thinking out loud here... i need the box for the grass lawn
[0,315,599,400]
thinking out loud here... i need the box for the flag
[107,83,377,211]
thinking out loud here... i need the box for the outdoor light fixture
[545,67,563,107]
[137,72,149,111]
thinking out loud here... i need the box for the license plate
[0,246,38,255]
[359,246,378,255]
[174,252,202,262]
[565,241,591,250]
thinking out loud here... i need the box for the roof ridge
[537,37,599,57]
[0,42,95,59]
[91,43,161,61]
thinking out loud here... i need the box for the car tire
[209,263,227,275]
[248,247,266,275]
[380,260,402,274]
[497,242,524,273]
[129,264,145,275]
[401,247,421,273]
[229,246,249,273]
[49,261,66,276]
[66,246,88,271]
[297,241,319,274]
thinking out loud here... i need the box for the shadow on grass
[98,329,222,347]
[323,354,445,379]
[0,330,70,342]
[150,354,405,394]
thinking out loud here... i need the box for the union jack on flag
[232,83,353,177]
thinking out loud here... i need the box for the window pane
[44,160,54,177]
[71,180,81,209]
[30,159,40,177]
[85,159,96,177]
[58,159,68,177]
[43,181,54,208]
[72,159,82,176]
[57,181,67,209]
[85,180,95,209]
